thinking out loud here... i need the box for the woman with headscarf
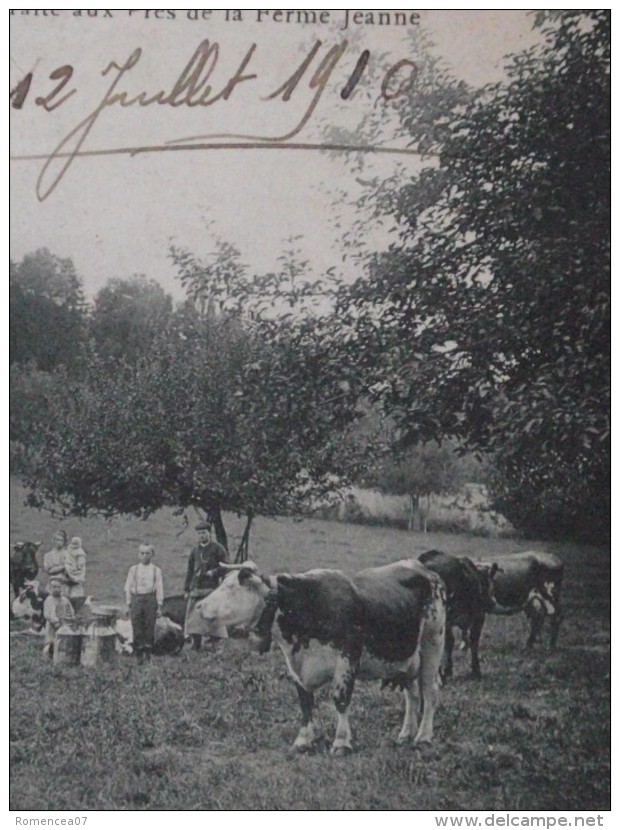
[42,530,70,592]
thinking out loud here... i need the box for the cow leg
[331,654,358,756]
[441,625,454,681]
[292,683,319,752]
[547,580,563,648]
[548,606,562,649]
[396,681,419,744]
[10,576,21,618]
[414,613,445,746]
[525,599,545,649]
[468,615,484,680]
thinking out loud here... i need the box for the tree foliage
[90,276,173,364]
[10,249,87,373]
[367,441,484,532]
[24,244,371,556]
[372,442,480,500]
[338,11,610,541]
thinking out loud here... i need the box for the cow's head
[198,561,271,633]
[11,580,47,629]
[11,540,42,569]
[474,562,501,611]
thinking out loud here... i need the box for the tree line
[10,11,609,547]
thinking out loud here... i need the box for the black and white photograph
[9,9,610,814]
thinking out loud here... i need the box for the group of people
[123,519,228,663]
[40,519,229,664]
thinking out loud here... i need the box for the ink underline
[10,140,432,163]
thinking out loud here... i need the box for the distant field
[9,479,610,810]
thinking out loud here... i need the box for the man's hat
[48,577,64,587]
[195,521,212,532]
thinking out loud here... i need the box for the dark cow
[155,594,187,654]
[418,550,498,680]
[10,541,41,608]
[478,551,564,648]
[159,594,187,629]
[11,580,48,631]
[199,560,446,755]
[115,595,187,655]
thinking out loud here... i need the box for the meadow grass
[9,480,610,810]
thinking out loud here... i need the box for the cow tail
[420,573,447,667]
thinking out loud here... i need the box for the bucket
[81,609,119,668]
[53,618,83,667]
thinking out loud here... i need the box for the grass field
[9,480,610,810]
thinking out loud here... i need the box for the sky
[10,10,541,301]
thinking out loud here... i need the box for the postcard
[9,9,610,816]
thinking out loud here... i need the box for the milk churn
[81,606,119,668]
[53,617,83,667]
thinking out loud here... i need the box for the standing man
[184,521,228,651]
[124,544,164,664]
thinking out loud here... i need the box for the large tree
[24,245,370,559]
[338,11,610,541]
[10,249,87,373]
[90,275,173,364]
[371,442,467,532]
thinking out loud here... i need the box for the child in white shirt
[124,545,163,663]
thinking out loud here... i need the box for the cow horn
[238,567,258,584]
[219,561,260,573]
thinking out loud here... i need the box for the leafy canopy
[25,245,371,527]
[337,11,609,540]
[10,249,87,373]
[90,275,173,364]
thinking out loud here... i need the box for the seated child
[43,577,75,658]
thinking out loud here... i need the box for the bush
[490,474,610,545]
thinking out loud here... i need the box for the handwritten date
[11,39,417,201]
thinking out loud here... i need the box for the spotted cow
[418,550,499,680]
[478,551,564,649]
[11,580,47,631]
[198,559,446,755]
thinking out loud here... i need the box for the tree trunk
[408,493,423,532]
[422,493,431,534]
[210,505,228,552]
[235,509,254,563]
